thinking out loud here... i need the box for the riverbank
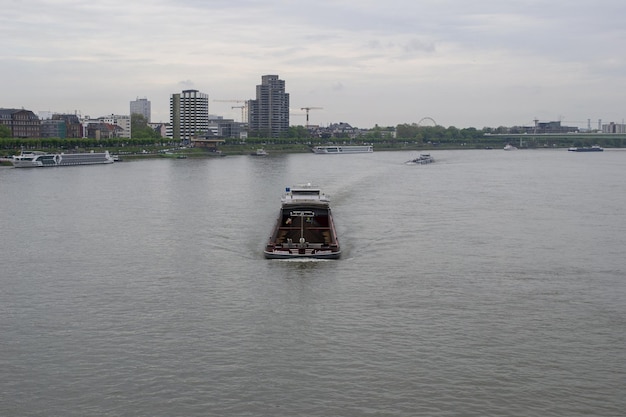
[0,141,612,165]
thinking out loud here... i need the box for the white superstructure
[12,151,115,168]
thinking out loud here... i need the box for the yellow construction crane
[300,107,323,127]
[231,106,245,123]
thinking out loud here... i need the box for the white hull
[312,145,373,154]
[12,151,115,168]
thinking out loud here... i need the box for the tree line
[2,120,623,152]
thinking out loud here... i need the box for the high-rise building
[130,97,151,122]
[248,75,289,138]
[169,89,209,142]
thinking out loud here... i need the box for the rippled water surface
[1,149,625,416]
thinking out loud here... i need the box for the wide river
[1,149,624,416]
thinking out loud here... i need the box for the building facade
[51,114,83,138]
[206,116,244,139]
[41,119,67,138]
[130,98,151,122]
[0,108,41,138]
[99,114,131,138]
[602,122,626,133]
[169,89,209,142]
[85,122,123,139]
[248,75,289,138]
[148,122,169,138]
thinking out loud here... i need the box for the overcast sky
[3,0,625,129]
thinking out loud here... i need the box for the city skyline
[3,1,625,129]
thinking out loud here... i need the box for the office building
[602,122,626,133]
[130,98,151,122]
[170,89,209,142]
[248,75,289,138]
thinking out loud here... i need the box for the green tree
[0,124,11,138]
[284,126,310,139]
[131,113,161,139]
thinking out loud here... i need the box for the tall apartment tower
[130,97,151,122]
[169,89,209,142]
[248,75,289,138]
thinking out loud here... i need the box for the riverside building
[248,75,289,138]
[130,97,151,122]
[169,89,209,142]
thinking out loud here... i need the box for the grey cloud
[403,39,435,53]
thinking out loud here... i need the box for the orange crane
[300,107,323,127]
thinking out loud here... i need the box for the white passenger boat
[312,145,373,154]
[11,151,115,168]
[264,184,341,259]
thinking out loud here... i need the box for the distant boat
[312,145,373,154]
[504,144,517,151]
[250,149,268,156]
[568,145,604,152]
[405,153,434,165]
[264,184,341,259]
[11,151,115,168]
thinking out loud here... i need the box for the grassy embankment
[3,132,624,165]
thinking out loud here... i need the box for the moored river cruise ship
[11,151,115,168]
[312,145,373,154]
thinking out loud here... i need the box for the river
[1,149,624,416]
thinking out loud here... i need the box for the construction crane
[214,99,248,123]
[300,107,323,127]
[231,106,245,123]
[213,99,246,104]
